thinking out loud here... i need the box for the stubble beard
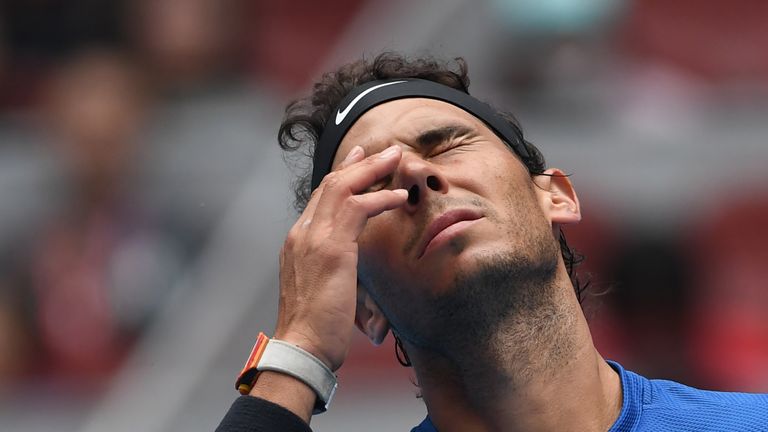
[393,230,578,406]
[363,180,577,396]
[396,230,564,362]
[376,208,576,399]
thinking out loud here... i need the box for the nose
[397,152,448,209]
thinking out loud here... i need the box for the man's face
[330,98,561,350]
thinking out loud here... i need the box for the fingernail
[344,146,363,162]
[393,189,408,199]
[379,146,399,159]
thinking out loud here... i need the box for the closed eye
[427,141,455,157]
[427,139,472,158]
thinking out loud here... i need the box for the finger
[314,146,402,222]
[328,188,408,243]
[296,145,366,230]
[326,145,401,195]
[335,145,365,171]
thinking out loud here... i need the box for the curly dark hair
[277,53,587,364]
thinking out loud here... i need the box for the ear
[533,168,581,227]
[354,283,390,346]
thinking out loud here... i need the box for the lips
[417,209,483,259]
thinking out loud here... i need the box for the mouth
[417,208,484,259]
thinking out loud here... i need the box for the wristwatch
[235,333,338,414]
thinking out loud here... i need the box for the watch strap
[257,339,338,414]
[234,333,338,414]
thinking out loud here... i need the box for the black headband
[310,78,530,190]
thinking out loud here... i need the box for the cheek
[357,214,437,294]
[457,152,521,199]
[357,215,402,266]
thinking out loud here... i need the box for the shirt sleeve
[215,396,313,432]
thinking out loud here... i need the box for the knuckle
[309,187,322,201]
[284,229,300,248]
[321,173,340,190]
[360,156,376,166]
[345,194,366,210]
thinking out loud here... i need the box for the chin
[397,246,560,354]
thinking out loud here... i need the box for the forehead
[331,98,495,168]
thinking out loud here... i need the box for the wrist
[250,371,316,422]
[235,332,338,414]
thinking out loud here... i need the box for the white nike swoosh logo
[335,80,407,125]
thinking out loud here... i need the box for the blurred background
[0,0,766,431]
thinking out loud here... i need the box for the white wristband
[257,339,338,414]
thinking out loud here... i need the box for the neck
[407,268,622,432]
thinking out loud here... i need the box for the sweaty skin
[253,98,622,431]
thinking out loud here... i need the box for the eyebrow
[415,124,476,149]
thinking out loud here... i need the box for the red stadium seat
[684,193,768,391]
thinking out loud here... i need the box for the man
[217,53,768,431]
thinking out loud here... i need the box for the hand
[274,145,407,371]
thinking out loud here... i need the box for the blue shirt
[411,361,768,431]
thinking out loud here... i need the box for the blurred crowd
[0,0,766,419]
[0,0,220,395]
[0,0,370,405]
